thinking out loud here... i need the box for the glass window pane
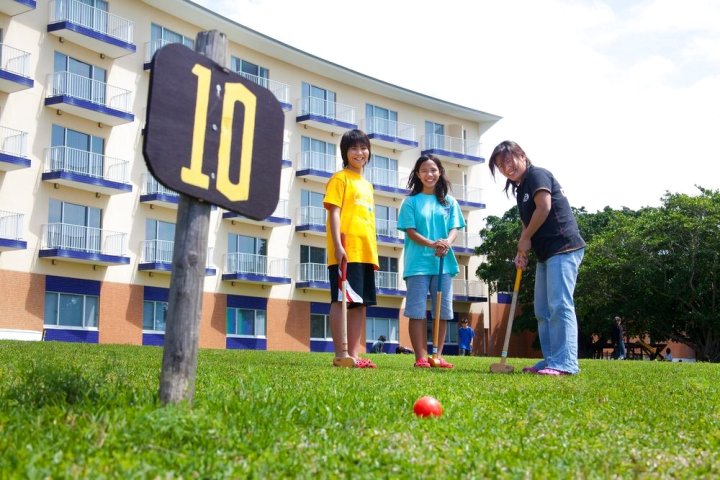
[155,302,167,331]
[58,293,83,327]
[84,296,98,327]
[44,292,59,325]
[226,308,236,335]
[255,310,266,336]
[143,301,154,329]
[239,309,254,335]
[157,221,175,242]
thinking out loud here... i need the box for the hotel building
[0,0,501,354]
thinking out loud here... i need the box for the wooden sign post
[143,30,284,405]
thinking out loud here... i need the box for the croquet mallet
[489,267,523,373]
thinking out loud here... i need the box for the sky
[196,0,720,219]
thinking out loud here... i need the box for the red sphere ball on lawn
[413,396,443,417]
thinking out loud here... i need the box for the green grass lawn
[1,341,718,479]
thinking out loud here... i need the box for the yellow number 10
[181,64,257,202]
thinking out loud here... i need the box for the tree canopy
[475,187,720,361]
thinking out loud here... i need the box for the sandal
[537,368,570,376]
[435,358,454,369]
[354,358,377,369]
[414,358,431,368]
[522,366,539,374]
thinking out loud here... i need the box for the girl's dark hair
[406,154,450,206]
[488,140,532,197]
[340,129,371,167]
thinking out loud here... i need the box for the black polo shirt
[516,165,586,262]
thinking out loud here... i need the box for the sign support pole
[159,30,227,405]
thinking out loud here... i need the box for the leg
[405,275,431,361]
[532,261,550,371]
[346,306,366,358]
[409,318,428,360]
[329,301,349,358]
[544,249,584,374]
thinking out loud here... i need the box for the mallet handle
[500,268,523,361]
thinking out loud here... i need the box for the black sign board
[143,43,284,219]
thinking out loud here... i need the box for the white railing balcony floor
[296,97,357,134]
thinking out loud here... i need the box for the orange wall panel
[99,282,142,345]
[267,299,309,351]
[199,292,227,349]
[0,270,44,332]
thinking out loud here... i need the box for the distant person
[665,347,673,362]
[398,154,465,369]
[324,129,379,368]
[457,319,475,356]
[489,141,586,376]
[611,316,626,360]
[370,335,386,354]
[395,345,414,354]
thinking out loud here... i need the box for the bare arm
[327,205,346,265]
[516,189,551,269]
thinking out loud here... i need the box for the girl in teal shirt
[398,154,465,368]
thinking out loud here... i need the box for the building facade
[0,0,501,354]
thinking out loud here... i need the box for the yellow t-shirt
[323,168,379,268]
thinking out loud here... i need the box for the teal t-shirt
[397,193,466,279]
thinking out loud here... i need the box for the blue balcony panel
[0,69,33,93]
[457,199,486,210]
[142,333,164,346]
[453,294,487,303]
[279,101,292,112]
[373,183,408,196]
[139,192,179,209]
[47,21,136,59]
[0,0,37,16]
[39,248,130,265]
[295,114,357,135]
[43,328,98,343]
[377,234,403,246]
[310,339,334,353]
[223,211,291,227]
[222,272,291,285]
[42,170,132,196]
[453,246,475,256]
[368,132,418,151]
[296,280,329,291]
[0,238,27,251]
[139,262,216,276]
[0,152,30,171]
[421,148,485,167]
[294,224,326,234]
[281,159,292,168]
[376,287,405,297]
[226,336,267,350]
[45,95,134,126]
[295,168,332,182]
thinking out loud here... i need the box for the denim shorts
[404,274,454,320]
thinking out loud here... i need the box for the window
[375,205,398,238]
[300,136,336,171]
[368,154,398,188]
[310,313,331,339]
[45,292,98,328]
[145,219,175,263]
[150,23,194,49]
[366,316,398,343]
[230,57,269,88]
[228,233,267,273]
[300,189,326,226]
[227,308,266,337]
[301,82,336,117]
[54,52,106,104]
[143,300,167,331]
[366,104,398,137]
[427,317,459,344]
[51,124,105,177]
[48,200,101,251]
[378,255,398,273]
[300,245,326,265]
[425,121,445,150]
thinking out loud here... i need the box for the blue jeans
[531,248,584,374]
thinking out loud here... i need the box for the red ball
[413,396,443,417]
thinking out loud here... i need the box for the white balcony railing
[42,223,126,256]
[297,262,329,283]
[235,71,290,105]
[141,173,179,197]
[454,232,482,250]
[364,117,416,142]
[298,97,356,124]
[46,71,132,113]
[140,239,174,263]
[0,210,24,240]
[0,43,31,78]
[298,151,338,174]
[49,0,134,43]
[376,218,401,240]
[364,166,402,189]
[0,126,28,158]
[451,183,483,204]
[224,252,289,278]
[452,278,487,298]
[271,199,289,219]
[44,146,129,183]
[375,271,401,290]
[424,133,481,157]
[296,206,326,227]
